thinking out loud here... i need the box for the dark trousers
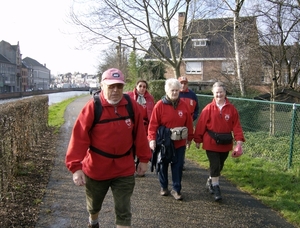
[206,150,229,177]
[159,146,185,193]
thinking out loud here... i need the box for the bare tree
[70,0,199,78]
[97,44,129,77]
[221,0,246,96]
[256,0,300,92]
[250,0,300,135]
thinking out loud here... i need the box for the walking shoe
[171,190,183,200]
[212,185,222,201]
[206,178,214,194]
[160,188,169,196]
[88,222,99,228]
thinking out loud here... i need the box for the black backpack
[90,91,134,132]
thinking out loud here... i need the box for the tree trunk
[233,13,245,96]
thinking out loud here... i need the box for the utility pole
[118,36,122,68]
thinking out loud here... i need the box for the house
[0,40,22,92]
[23,57,51,90]
[145,13,263,92]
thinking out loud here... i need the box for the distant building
[0,40,22,92]
[23,57,51,90]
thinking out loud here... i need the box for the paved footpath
[35,95,297,228]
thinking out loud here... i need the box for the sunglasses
[138,85,146,88]
[107,84,124,89]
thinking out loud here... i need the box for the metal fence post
[288,103,296,169]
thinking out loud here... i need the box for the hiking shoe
[160,188,169,196]
[206,178,214,194]
[171,190,183,200]
[88,223,99,228]
[213,185,222,201]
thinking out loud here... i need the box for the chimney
[178,12,185,42]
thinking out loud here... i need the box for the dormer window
[192,39,209,47]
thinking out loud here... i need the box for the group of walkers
[65,68,245,228]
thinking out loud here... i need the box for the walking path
[35,95,297,228]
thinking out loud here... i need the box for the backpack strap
[123,93,134,122]
[89,92,136,159]
[89,90,102,133]
[90,145,132,158]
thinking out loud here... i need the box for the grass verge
[186,143,300,227]
[48,94,87,129]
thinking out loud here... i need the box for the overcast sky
[0,0,101,75]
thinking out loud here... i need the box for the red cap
[178,76,188,83]
[101,68,125,85]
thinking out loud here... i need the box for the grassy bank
[48,95,87,129]
[186,143,300,227]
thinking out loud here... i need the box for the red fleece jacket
[194,98,245,152]
[65,92,152,180]
[148,99,194,149]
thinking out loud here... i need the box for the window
[186,62,202,74]
[192,39,209,47]
[221,62,235,74]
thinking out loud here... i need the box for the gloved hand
[149,140,156,151]
[232,143,243,158]
[73,170,86,186]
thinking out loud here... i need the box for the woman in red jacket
[148,78,194,200]
[194,82,245,201]
[127,79,155,133]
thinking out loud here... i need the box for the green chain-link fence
[196,94,300,170]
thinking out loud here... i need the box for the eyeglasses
[107,84,124,89]
[138,85,146,88]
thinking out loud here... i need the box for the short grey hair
[165,78,181,93]
[212,81,226,92]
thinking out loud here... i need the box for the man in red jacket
[65,68,152,228]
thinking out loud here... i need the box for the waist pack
[170,127,188,141]
[207,130,233,145]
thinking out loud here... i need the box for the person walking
[65,68,152,228]
[127,79,155,134]
[148,78,194,200]
[193,81,245,201]
[127,79,155,177]
[178,76,199,122]
[178,76,200,170]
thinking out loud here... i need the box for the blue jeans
[159,146,185,193]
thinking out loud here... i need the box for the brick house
[146,13,263,92]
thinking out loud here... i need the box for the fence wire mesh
[196,94,300,170]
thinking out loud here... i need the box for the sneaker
[171,190,183,200]
[206,178,214,194]
[160,188,169,196]
[212,185,222,201]
[88,223,99,228]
